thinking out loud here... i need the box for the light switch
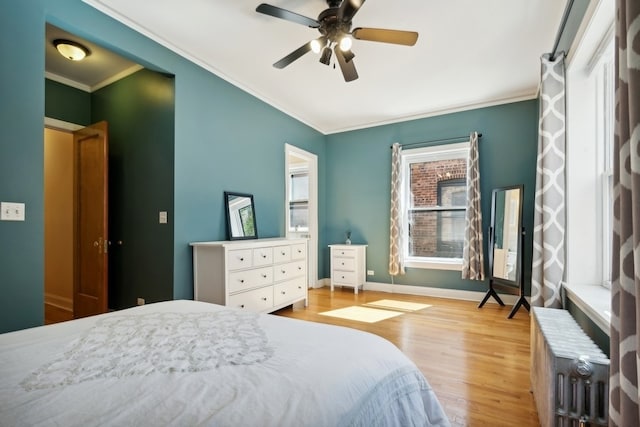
[159,211,168,224]
[1,202,25,221]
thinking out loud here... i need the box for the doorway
[285,144,319,288]
[44,121,110,322]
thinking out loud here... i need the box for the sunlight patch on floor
[319,306,403,323]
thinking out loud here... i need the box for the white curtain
[389,142,405,276]
[609,0,640,424]
[531,53,566,308]
[461,132,484,280]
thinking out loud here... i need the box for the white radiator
[531,307,610,427]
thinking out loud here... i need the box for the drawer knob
[262,297,267,301]
[262,274,267,278]
[341,276,345,279]
[281,270,286,274]
[262,254,267,258]
[240,279,244,283]
[281,291,286,295]
[240,257,244,261]
[281,251,286,255]
[298,286,302,289]
[341,262,345,266]
[240,304,245,308]
[298,266,302,270]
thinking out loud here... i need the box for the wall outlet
[367,270,374,276]
[159,211,168,224]
[137,298,145,306]
[1,202,25,221]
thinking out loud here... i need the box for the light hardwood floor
[274,287,540,427]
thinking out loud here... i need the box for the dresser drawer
[227,249,253,270]
[291,243,307,260]
[228,266,272,293]
[273,245,292,263]
[333,257,355,271]
[274,260,306,282]
[332,270,357,285]
[273,278,306,306]
[228,287,273,311]
[252,247,273,266]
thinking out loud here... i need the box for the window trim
[401,141,470,270]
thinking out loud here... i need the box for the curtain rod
[549,0,574,61]
[390,133,482,149]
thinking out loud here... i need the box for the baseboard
[315,279,524,305]
[44,293,73,311]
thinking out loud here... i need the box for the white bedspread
[0,300,449,426]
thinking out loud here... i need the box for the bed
[0,300,449,426]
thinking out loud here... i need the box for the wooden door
[73,122,109,318]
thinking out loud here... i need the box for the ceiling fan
[256,0,418,82]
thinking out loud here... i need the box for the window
[596,37,615,289]
[401,141,469,269]
[288,169,309,231]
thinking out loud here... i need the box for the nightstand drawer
[332,270,357,285]
[333,257,355,271]
[333,248,356,258]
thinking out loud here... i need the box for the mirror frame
[488,185,523,288]
[224,191,258,241]
[479,184,530,318]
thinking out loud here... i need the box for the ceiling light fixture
[319,46,332,65]
[310,37,327,54]
[339,36,352,52]
[53,39,90,61]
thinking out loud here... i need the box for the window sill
[404,258,463,271]
[562,281,611,335]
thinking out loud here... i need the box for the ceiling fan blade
[273,42,313,69]
[256,3,319,28]
[352,27,418,46]
[338,0,366,22]
[334,46,358,82]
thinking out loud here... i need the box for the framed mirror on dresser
[224,191,257,240]
[478,185,530,318]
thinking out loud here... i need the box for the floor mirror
[478,184,530,318]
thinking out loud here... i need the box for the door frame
[285,143,319,288]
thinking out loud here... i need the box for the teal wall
[91,69,175,309]
[0,0,325,333]
[45,79,91,125]
[324,100,539,294]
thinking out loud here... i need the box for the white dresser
[329,244,367,294]
[191,238,308,313]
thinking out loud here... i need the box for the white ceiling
[64,0,566,134]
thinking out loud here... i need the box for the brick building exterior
[409,159,467,257]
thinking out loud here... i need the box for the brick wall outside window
[409,159,467,257]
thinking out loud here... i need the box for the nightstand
[329,244,367,294]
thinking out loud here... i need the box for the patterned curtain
[531,53,566,308]
[609,1,640,425]
[462,132,484,280]
[389,142,405,276]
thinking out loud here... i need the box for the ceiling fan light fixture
[319,46,332,65]
[339,36,352,52]
[342,49,355,63]
[310,37,326,54]
[54,39,89,61]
